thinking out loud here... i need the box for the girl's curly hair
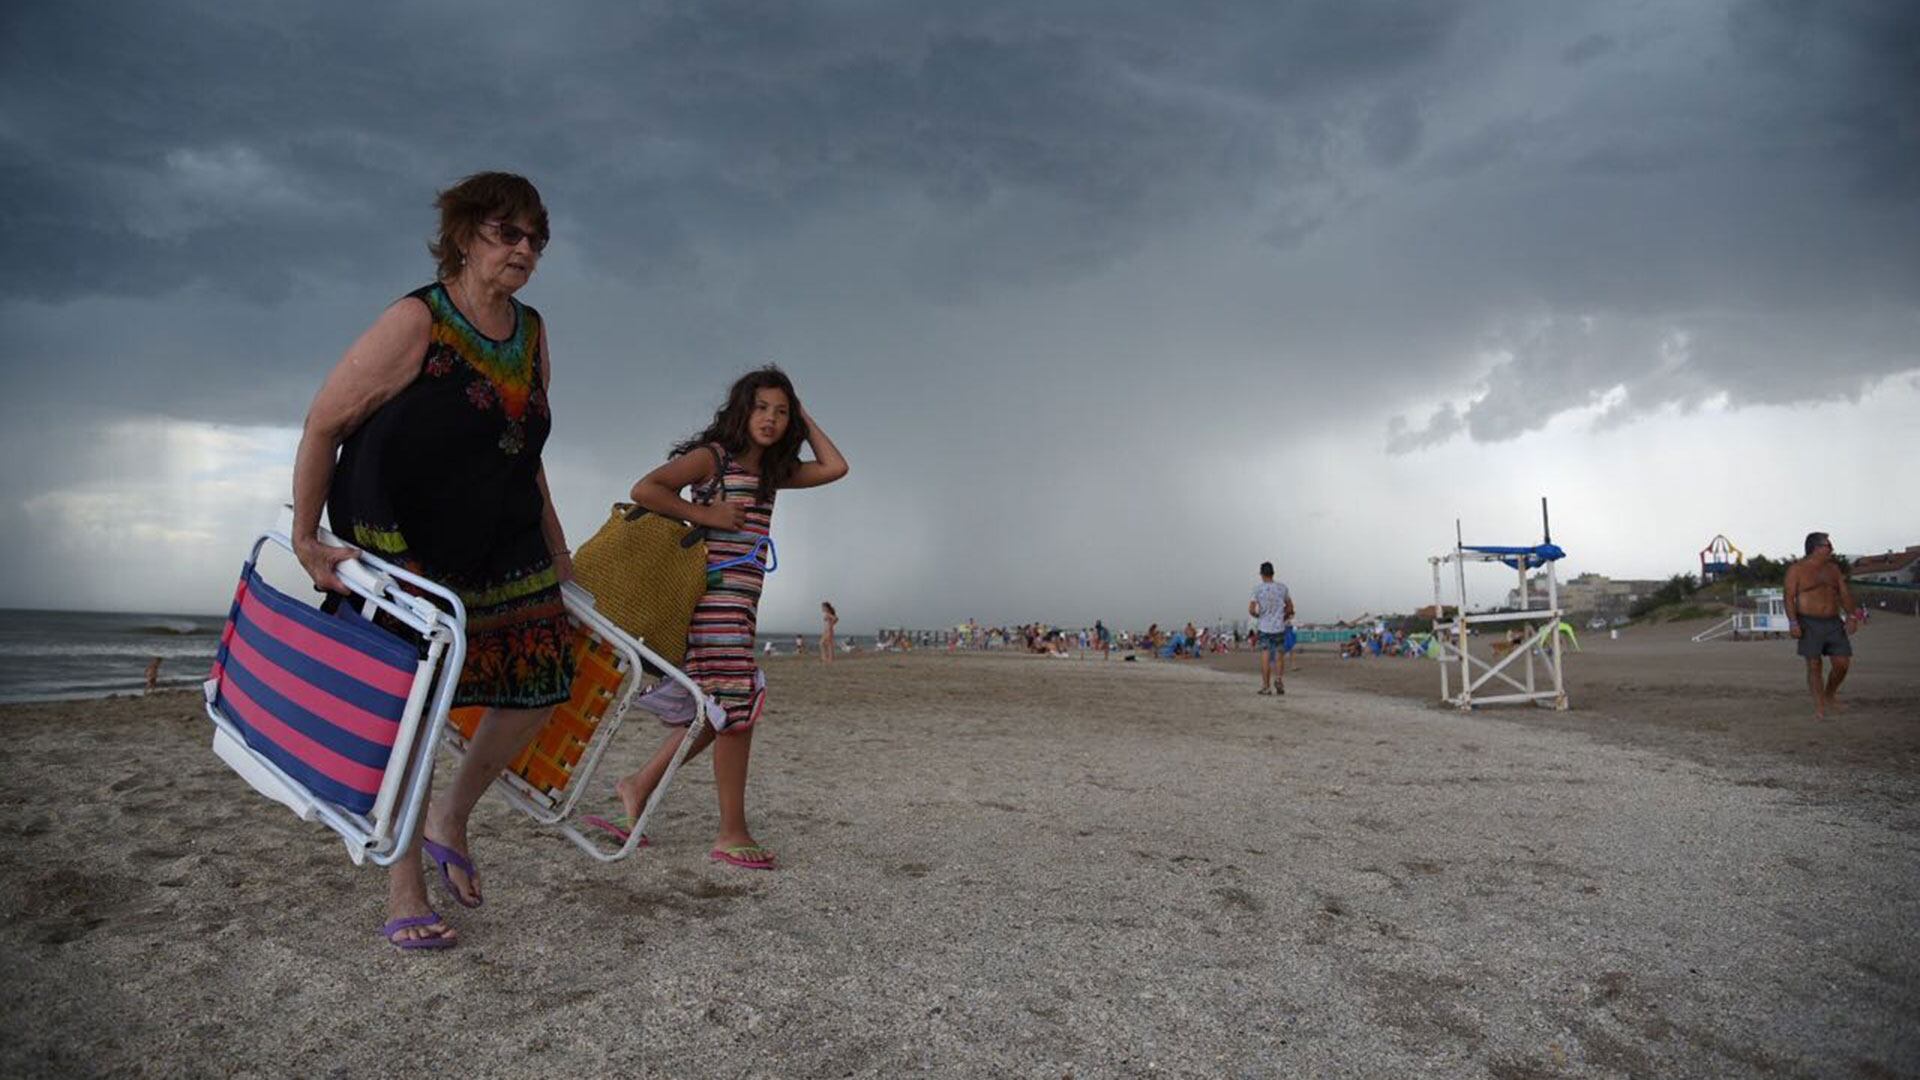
[673,365,808,503]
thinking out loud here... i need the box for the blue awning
[1461,543,1566,569]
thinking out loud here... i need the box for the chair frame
[205,522,467,867]
[441,581,722,862]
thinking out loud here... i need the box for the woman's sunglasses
[483,220,549,254]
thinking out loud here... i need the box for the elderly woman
[290,172,573,950]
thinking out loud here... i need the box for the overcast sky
[3,0,1916,630]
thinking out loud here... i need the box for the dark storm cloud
[1560,34,1614,66]
[0,1,1460,304]
[0,0,1915,497]
[1380,0,1920,449]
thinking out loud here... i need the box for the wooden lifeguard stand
[1429,498,1569,710]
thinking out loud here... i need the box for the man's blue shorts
[1258,631,1284,659]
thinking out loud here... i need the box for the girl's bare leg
[710,727,758,850]
[614,724,760,852]
[616,724,717,820]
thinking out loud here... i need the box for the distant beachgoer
[144,656,162,693]
[1785,531,1864,720]
[793,634,805,655]
[820,602,838,663]
[1095,619,1111,659]
[600,367,848,871]
[1497,625,1524,657]
[1248,561,1295,695]
[292,172,573,950]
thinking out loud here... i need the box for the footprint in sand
[1209,885,1264,913]
[40,915,107,945]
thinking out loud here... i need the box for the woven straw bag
[571,445,732,667]
[571,504,709,668]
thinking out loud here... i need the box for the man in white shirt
[1248,561,1296,695]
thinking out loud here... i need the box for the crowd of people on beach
[1339,628,1429,659]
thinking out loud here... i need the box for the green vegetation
[1660,603,1723,622]
[1626,550,1852,622]
[1629,573,1701,618]
[1721,550,1849,586]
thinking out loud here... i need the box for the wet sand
[1,618,1916,1077]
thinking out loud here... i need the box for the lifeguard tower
[1691,588,1789,643]
[1700,534,1744,582]
[1428,498,1569,710]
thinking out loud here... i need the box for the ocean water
[0,609,885,704]
[0,609,225,704]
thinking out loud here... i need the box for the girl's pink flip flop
[710,845,776,870]
[582,815,650,846]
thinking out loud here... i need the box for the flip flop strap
[383,914,444,933]
[423,839,475,875]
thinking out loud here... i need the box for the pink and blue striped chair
[205,520,465,866]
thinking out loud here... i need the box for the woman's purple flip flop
[381,913,456,951]
[421,838,482,908]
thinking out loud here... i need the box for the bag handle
[617,443,730,545]
[692,442,730,504]
[617,503,711,548]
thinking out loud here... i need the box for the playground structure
[1428,499,1569,710]
[1700,534,1744,582]
[1691,587,1789,643]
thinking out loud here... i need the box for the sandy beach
[2,619,1916,1077]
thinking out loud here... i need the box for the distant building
[1849,545,1920,586]
[1506,572,1663,615]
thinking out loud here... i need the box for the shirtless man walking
[1784,531,1864,720]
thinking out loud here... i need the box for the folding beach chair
[440,581,730,862]
[205,520,466,867]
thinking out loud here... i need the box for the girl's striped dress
[683,455,774,729]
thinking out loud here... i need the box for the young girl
[600,366,847,869]
[820,601,838,663]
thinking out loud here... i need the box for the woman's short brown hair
[429,172,549,282]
